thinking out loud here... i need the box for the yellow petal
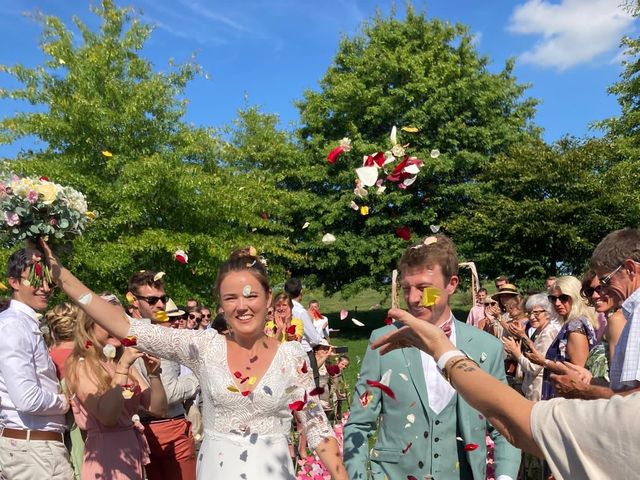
[421,287,441,308]
[247,376,257,385]
[101,150,113,157]
[0,282,7,291]
[401,126,419,133]
[227,385,239,393]
[360,206,369,216]
[85,211,98,220]
[154,311,169,323]
[125,292,135,304]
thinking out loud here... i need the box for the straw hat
[491,284,519,300]
[165,298,185,317]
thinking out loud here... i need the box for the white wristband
[436,350,466,371]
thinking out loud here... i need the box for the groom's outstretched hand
[370,308,455,361]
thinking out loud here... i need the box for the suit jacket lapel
[402,347,430,419]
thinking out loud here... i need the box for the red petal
[395,226,411,241]
[120,336,137,347]
[364,151,385,167]
[301,361,308,374]
[288,400,305,411]
[85,340,93,349]
[309,387,325,396]
[359,390,372,407]
[402,442,413,454]
[326,146,344,164]
[234,371,243,379]
[175,254,187,264]
[384,316,393,325]
[133,385,142,395]
[407,476,417,480]
[34,263,43,277]
[286,325,297,334]
[366,380,396,400]
[326,364,341,376]
[260,212,269,220]
[39,176,49,182]
[240,376,250,384]
[241,390,251,397]
[464,443,479,451]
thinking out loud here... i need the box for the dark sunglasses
[188,313,201,320]
[202,314,211,318]
[548,294,571,303]
[485,301,497,306]
[582,285,605,297]
[134,294,167,305]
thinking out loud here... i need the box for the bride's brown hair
[214,247,270,299]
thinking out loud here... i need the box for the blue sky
[0,0,636,157]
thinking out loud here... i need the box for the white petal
[383,151,395,165]
[322,233,336,244]
[430,225,440,233]
[404,423,412,429]
[351,318,365,327]
[399,373,409,381]
[380,369,392,386]
[350,201,359,211]
[403,176,417,187]
[403,164,420,175]
[302,222,310,229]
[407,413,416,423]
[340,309,348,320]
[390,126,397,146]
[355,166,379,187]
[430,149,440,158]
[376,185,386,194]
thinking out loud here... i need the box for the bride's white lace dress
[128,322,335,479]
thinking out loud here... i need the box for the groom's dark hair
[398,234,458,281]
[7,247,39,280]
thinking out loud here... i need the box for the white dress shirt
[292,300,321,352]
[421,316,457,414]
[610,287,640,390]
[0,300,68,432]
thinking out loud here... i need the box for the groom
[344,235,521,480]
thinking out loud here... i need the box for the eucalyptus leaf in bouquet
[0,175,97,248]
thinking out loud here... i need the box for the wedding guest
[0,248,73,479]
[495,276,509,290]
[64,298,167,479]
[47,302,85,479]
[502,294,560,401]
[285,278,322,388]
[186,298,199,311]
[198,307,212,330]
[186,309,202,330]
[545,276,557,291]
[128,271,198,480]
[466,287,487,327]
[308,299,330,339]
[524,276,598,399]
[211,312,229,334]
[344,235,520,480]
[265,293,303,342]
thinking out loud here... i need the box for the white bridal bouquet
[0,174,96,248]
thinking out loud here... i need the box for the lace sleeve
[128,321,215,375]
[287,342,336,451]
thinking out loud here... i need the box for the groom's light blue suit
[344,319,521,480]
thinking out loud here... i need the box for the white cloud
[508,0,635,71]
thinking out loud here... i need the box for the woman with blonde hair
[524,276,598,399]
[265,292,304,343]
[64,294,167,480]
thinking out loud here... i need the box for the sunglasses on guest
[582,285,605,297]
[548,294,571,303]
[188,313,201,320]
[133,294,167,305]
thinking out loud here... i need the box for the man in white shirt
[0,247,74,479]
[285,278,322,387]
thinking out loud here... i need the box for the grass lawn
[306,287,475,400]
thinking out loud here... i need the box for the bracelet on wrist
[115,370,129,376]
[443,356,479,384]
[148,374,160,379]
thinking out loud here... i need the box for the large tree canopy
[0,0,301,301]
[290,6,539,293]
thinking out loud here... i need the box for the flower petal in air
[154,311,169,323]
[403,164,420,175]
[174,249,188,264]
[420,287,441,308]
[350,201,359,211]
[395,226,411,241]
[121,336,137,347]
[309,387,325,396]
[302,222,310,230]
[430,149,440,158]
[340,309,348,320]
[360,206,369,216]
[366,379,396,399]
[401,126,419,133]
[327,146,344,164]
[101,150,113,157]
[464,443,479,451]
[358,390,373,407]
[153,272,165,281]
[289,400,306,411]
[351,318,365,327]
[321,233,336,244]
[363,151,386,168]
[430,224,441,233]
[355,166,379,187]
[390,126,398,146]
[402,176,417,188]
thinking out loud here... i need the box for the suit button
[434,437,439,442]
[423,431,429,438]
[434,453,439,458]
[435,420,440,425]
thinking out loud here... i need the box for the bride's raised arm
[41,239,131,340]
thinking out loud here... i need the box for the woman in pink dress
[64,295,167,480]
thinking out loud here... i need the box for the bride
[42,241,347,480]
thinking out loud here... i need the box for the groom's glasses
[133,294,167,305]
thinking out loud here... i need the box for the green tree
[448,137,631,281]
[291,5,538,293]
[0,1,298,301]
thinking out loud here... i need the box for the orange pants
[143,417,196,480]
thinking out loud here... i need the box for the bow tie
[439,318,453,338]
